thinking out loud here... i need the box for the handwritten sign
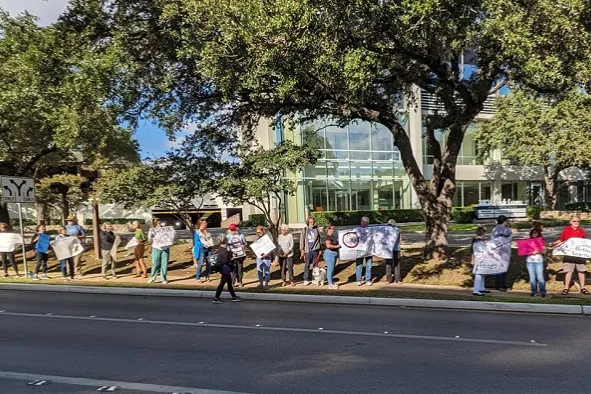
[0,233,24,253]
[553,238,591,259]
[473,236,512,275]
[51,237,84,261]
[517,237,545,256]
[338,226,400,260]
[250,234,276,257]
[125,237,139,250]
[150,226,176,249]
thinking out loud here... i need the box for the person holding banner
[277,224,295,287]
[385,219,402,284]
[194,219,214,282]
[525,227,546,297]
[491,215,512,291]
[324,225,340,289]
[554,215,589,295]
[471,226,488,296]
[255,226,273,290]
[147,218,171,285]
[299,217,321,286]
[226,223,247,287]
[31,225,51,280]
[355,217,373,286]
[0,222,21,277]
[131,221,148,278]
[55,227,75,280]
[65,215,86,278]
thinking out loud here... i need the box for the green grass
[403,219,591,233]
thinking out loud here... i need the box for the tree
[37,174,89,222]
[217,141,320,241]
[62,0,591,258]
[475,89,591,209]
[0,11,138,222]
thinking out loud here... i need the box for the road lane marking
[0,371,247,393]
[0,311,547,347]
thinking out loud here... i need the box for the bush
[83,218,146,225]
[311,209,424,227]
[527,205,543,219]
[451,207,474,224]
[247,214,267,227]
[564,202,591,212]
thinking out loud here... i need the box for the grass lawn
[403,218,591,233]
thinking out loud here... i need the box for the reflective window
[348,122,370,151]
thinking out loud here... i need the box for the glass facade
[423,123,488,166]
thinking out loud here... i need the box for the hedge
[311,209,424,227]
[527,205,543,220]
[84,218,146,225]
[239,214,267,227]
[564,202,591,212]
[450,207,474,224]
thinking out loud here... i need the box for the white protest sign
[553,238,591,259]
[338,226,400,260]
[473,236,512,275]
[150,226,176,249]
[125,237,139,249]
[51,237,84,261]
[0,233,24,253]
[110,236,121,261]
[250,234,276,257]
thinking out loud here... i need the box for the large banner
[338,226,400,260]
[0,233,24,253]
[151,226,176,249]
[516,237,545,256]
[473,236,512,275]
[553,238,591,259]
[250,234,275,258]
[51,237,84,261]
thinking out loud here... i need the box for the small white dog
[312,267,327,286]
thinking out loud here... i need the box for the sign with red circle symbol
[342,231,359,248]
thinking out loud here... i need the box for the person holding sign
[355,217,373,286]
[65,215,86,278]
[31,225,51,280]
[491,215,512,291]
[147,218,172,285]
[0,222,21,277]
[324,225,340,289]
[131,221,148,278]
[55,227,75,280]
[525,227,546,297]
[553,214,589,295]
[194,219,214,282]
[277,224,295,287]
[385,219,402,284]
[299,217,321,286]
[226,223,247,287]
[254,226,273,290]
[471,226,488,296]
[100,223,118,279]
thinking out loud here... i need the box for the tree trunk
[0,203,9,224]
[543,168,560,210]
[422,196,453,260]
[36,203,46,225]
[61,192,69,223]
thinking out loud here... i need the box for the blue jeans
[526,262,546,294]
[60,258,74,278]
[197,248,212,280]
[304,250,319,282]
[257,257,271,283]
[356,256,372,283]
[324,250,338,285]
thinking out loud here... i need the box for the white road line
[0,371,247,394]
[0,311,547,347]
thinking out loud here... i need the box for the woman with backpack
[212,236,243,304]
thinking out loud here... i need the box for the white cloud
[0,0,69,26]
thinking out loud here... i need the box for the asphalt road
[0,290,590,394]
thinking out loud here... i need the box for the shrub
[248,214,267,227]
[311,209,423,227]
[564,202,591,212]
[527,205,543,220]
[84,218,146,225]
[451,207,474,224]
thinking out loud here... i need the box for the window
[348,122,370,151]
[326,161,350,178]
[350,161,372,178]
[327,180,351,212]
[373,162,394,179]
[371,124,393,152]
[351,181,372,210]
[309,180,327,211]
[325,122,348,159]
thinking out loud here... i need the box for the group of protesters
[471,214,590,297]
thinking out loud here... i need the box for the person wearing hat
[226,223,247,287]
[65,214,86,278]
[385,219,402,284]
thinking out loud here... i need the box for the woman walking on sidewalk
[195,219,214,282]
[131,221,147,278]
[31,225,51,280]
[324,225,340,289]
[277,224,295,287]
[0,222,21,277]
[212,236,243,304]
[55,227,74,280]
[526,227,547,297]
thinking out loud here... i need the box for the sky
[0,0,175,159]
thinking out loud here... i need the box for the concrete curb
[0,283,588,315]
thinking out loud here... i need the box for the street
[0,290,590,393]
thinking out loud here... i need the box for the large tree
[0,11,138,222]
[61,0,591,258]
[476,89,591,209]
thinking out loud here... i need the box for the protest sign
[553,238,591,259]
[338,226,400,260]
[250,234,276,257]
[110,236,122,261]
[51,237,84,261]
[473,236,512,275]
[0,233,24,253]
[150,226,176,249]
[517,237,545,256]
[125,237,139,250]
[227,234,246,257]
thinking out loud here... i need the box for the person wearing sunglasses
[554,214,589,295]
